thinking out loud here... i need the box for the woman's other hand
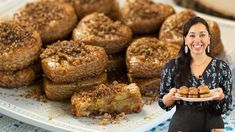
[163,88,177,107]
[212,88,225,101]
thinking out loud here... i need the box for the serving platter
[0,0,235,132]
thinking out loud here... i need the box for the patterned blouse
[158,58,233,115]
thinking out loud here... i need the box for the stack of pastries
[0,21,42,88]
[126,37,180,97]
[177,85,211,98]
[40,40,108,100]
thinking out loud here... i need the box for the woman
[158,16,232,132]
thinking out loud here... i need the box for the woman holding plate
[158,16,232,132]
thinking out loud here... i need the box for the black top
[158,58,233,115]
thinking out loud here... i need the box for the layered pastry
[188,87,199,98]
[198,85,211,98]
[40,40,108,83]
[128,74,161,97]
[44,72,107,101]
[71,82,143,116]
[174,0,235,20]
[120,0,175,34]
[207,20,224,56]
[73,0,120,20]
[0,63,41,88]
[177,86,189,97]
[126,37,179,78]
[159,9,196,45]
[0,21,42,71]
[13,1,77,44]
[72,13,132,54]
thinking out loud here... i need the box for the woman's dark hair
[174,16,211,88]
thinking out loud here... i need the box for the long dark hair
[174,16,212,88]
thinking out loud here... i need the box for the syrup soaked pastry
[13,1,77,44]
[74,0,120,20]
[40,40,108,83]
[73,13,132,54]
[0,21,42,71]
[0,63,41,88]
[71,82,143,116]
[126,37,179,78]
[207,20,224,56]
[120,0,175,34]
[44,72,107,101]
[159,9,196,45]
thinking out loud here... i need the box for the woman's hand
[212,88,225,101]
[163,88,177,107]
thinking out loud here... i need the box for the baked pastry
[120,0,175,34]
[13,1,77,44]
[44,72,107,101]
[128,74,161,97]
[74,0,119,20]
[0,63,41,88]
[174,0,235,20]
[188,87,199,98]
[207,20,224,56]
[72,13,132,54]
[126,37,179,78]
[159,9,196,45]
[177,86,189,97]
[40,40,108,83]
[0,21,42,71]
[71,82,143,116]
[198,85,211,98]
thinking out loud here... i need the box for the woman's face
[185,23,210,55]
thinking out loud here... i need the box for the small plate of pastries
[174,85,219,102]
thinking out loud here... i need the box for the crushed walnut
[83,13,122,38]
[0,21,35,53]
[98,112,127,125]
[14,1,66,30]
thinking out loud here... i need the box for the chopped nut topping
[0,21,35,53]
[83,13,122,37]
[14,1,66,30]
[125,0,159,20]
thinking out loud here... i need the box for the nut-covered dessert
[126,37,179,78]
[71,82,143,116]
[44,72,107,101]
[0,21,42,71]
[177,86,189,97]
[120,0,175,34]
[72,13,132,54]
[188,87,199,98]
[159,9,196,45]
[0,63,41,88]
[13,1,77,44]
[74,0,119,20]
[40,40,108,83]
[198,85,211,98]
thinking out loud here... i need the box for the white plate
[174,90,219,102]
[0,0,235,132]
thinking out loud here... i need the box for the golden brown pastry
[0,21,42,71]
[159,9,196,45]
[188,87,199,98]
[0,63,41,88]
[40,40,108,83]
[120,0,175,34]
[72,13,132,54]
[71,82,143,116]
[44,72,107,101]
[126,37,179,78]
[177,86,189,97]
[207,20,224,56]
[198,85,211,98]
[13,1,77,44]
[74,0,119,20]
[128,74,161,97]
